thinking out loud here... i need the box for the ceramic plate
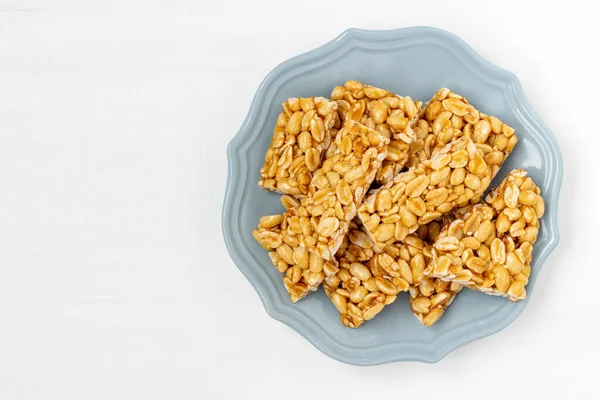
[222,27,562,365]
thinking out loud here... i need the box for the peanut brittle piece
[425,169,545,301]
[358,136,493,251]
[253,212,339,303]
[323,222,402,328]
[331,80,421,184]
[407,88,517,179]
[259,97,338,197]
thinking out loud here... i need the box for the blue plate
[222,27,563,365]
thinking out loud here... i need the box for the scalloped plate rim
[222,26,563,365]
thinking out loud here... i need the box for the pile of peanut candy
[253,81,545,328]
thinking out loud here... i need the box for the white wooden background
[0,0,598,399]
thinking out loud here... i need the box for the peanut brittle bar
[425,170,545,301]
[408,220,463,327]
[259,97,338,197]
[410,274,462,327]
[398,234,462,327]
[407,88,518,178]
[323,222,405,328]
[253,212,339,303]
[331,80,421,184]
[358,136,493,251]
